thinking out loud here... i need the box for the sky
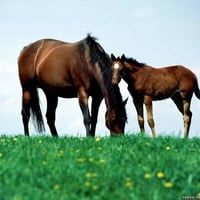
[0,0,199,137]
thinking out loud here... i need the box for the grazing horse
[111,54,200,138]
[18,35,127,137]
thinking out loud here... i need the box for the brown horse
[18,35,127,137]
[111,54,200,138]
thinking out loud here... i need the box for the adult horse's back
[18,35,127,137]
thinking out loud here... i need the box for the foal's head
[111,54,124,85]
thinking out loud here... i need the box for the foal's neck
[124,61,140,73]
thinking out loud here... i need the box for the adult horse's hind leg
[45,94,58,137]
[144,96,156,138]
[21,90,31,136]
[78,87,91,136]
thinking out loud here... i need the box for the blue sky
[0,0,199,137]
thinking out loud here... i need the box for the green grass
[0,135,200,200]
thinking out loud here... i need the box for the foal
[111,54,200,138]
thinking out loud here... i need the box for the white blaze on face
[113,63,120,69]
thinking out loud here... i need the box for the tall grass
[0,135,200,200]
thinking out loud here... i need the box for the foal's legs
[133,97,145,134]
[45,94,58,137]
[144,96,156,138]
[171,93,184,114]
[171,92,192,138]
[21,89,31,136]
[183,99,192,138]
[78,87,91,136]
[90,95,103,137]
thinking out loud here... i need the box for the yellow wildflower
[92,185,98,190]
[85,172,97,178]
[157,172,165,178]
[76,158,85,162]
[53,184,60,190]
[165,146,171,150]
[13,137,18,142]
[85,182,91,187]
[38,140,42,144]
[57,150,64,157]
[95,137,101,142]
[98,147,102,151]
[99,159,106,164]
[125,179,133,188]
[0,153,2,157]
[88,158,94,162]
[144,173,152,179]
[164,182,173,188]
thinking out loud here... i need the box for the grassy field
[0,135,200,200]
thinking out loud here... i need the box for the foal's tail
[30,87,45,133]
[194,79,200,99]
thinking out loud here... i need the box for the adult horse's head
[111,54,125,85]
[105,90,128,136]
[86,35,127,135]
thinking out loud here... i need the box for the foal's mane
[85,34,127,122]
[123,56,146,68]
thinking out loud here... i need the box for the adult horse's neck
[85,35,113,107]
[94,58,114,109]
[85,35,127,125]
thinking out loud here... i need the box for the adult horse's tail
[194,79,200,99]
[30,87,45,133]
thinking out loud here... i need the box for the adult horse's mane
[85,34,127,122]
[122,56,146,68]
[85,34,112,89]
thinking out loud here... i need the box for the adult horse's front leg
[78,88,91,136]
[144,96,156,138]
[45,94,58,137]
[90,95,103,137]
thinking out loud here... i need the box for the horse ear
[111,53,116,61]
[123,97,128,106]
[121,54,125,61]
